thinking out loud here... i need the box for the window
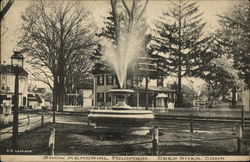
[106,92,111,102]
[106,75,113,85]
[97,75,104,85]
[97,92,104,102]
[23,97,26,106]
[157,77,163,87]
[1,84,5,90]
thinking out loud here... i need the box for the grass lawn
[0,120,249,155]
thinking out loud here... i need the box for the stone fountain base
[88,89,154,135]
[89,109,153,135]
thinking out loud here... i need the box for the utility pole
[138,57,157,110]
[10,51,24,150]
[12,73,19,149]
[145,76,149,110]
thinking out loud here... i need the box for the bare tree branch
[121,0,131,17]
[134,0,149,25]
[19,0,96,111]
[0,0,15,22]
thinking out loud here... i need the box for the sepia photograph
[0,0,249,161]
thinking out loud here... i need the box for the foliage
[217,1,250,88]
[201,55,244,107]
[92,0,152,87]
[151,0,209,105]
[19,0,96,111]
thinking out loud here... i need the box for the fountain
[88,22,154,135]
[88,89,154,132]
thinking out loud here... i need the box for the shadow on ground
[1,121,249,155]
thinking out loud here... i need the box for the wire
[19,117,28,121]
[30,119,42,125]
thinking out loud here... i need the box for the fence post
[87,116,90,126]
[190,114,193,133]
[241,107,244,131]
[236,124,242,153]
[41,113,44,127]
[48,128,55,155]
[190,132,193,147]
[27,115,31,131]
[152,127,159,156]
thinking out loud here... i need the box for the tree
[93,0,149,88]
[152,0,209,106]
[200,55,244,107]
[214,2,249,107]
[217,2,250,88]
[19,1,96,111]
[64,50,93,94]
[109,0,148,44]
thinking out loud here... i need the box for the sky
[0,0,243,88]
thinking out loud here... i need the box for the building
[93,73,188,109]
[80,81,94,108]
[27,93,51,109]
[93,76,197,109]
[0,64,28,107]
[92,63,196,109]
[64,78,94,108]
[242,89,250,111]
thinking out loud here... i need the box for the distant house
[27,93,51,109]
[64,78,94,108]
[92,64,175,109]
[92,63,197,109]
[242,89,250,111]
[0,64,28,107]
[27,93,42,109]
[78,80,94,108]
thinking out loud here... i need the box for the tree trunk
[52,76,58,123]
[176,5,183,107]
[232,86,237,108]
[176,55,182,107]
[110,0,119,45]
[58,74,64,112]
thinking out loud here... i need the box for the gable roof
[27,93,43,103]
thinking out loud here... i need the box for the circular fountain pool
[88,89,154,135]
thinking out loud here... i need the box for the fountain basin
[89,109,154,127]
[88,89,154,134]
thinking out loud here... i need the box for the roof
[133,85,173,92]
[27,94,43,103]
[0,94,12,100]
[75,78,94,89]
[92,63,113,75]
[156,93,168,98]
[0,64,28,76]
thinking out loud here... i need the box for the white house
[0,64,28,107]
[78,80,94,108]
